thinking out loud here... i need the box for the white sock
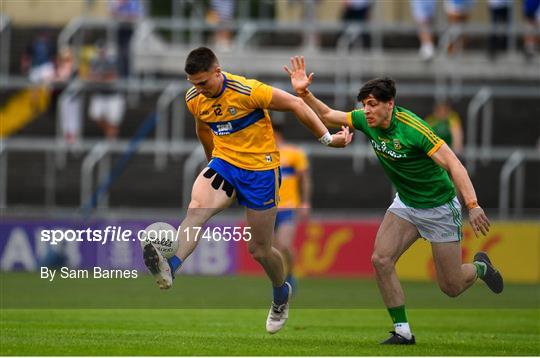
[394,322,412,340]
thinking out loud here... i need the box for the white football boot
[266,282,292,334]
[142,243,173,290]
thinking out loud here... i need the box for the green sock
[474,261,487,278]
[387,305,408,324]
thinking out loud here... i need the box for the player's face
[187,66,223,97]
[362,95,394,128]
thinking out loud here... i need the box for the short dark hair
[184,47,218,75]
[357,77,396,103]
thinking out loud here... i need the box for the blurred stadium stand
[0,0,539,218]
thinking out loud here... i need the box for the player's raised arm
[268,86,352,148]
[430,143,490,237]
[284,56,349,128]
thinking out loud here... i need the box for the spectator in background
[341,0,372,48]
[109,0,146,77]
[410,0,437,61]
[425,101,464,156]
[55,47,76,82]
[523,0,540,59]
[342,0,372,22]
[488,0,512,60]
[87,41,125,140]
[20,30,56,84]
[55,47,82,145]
[273,123,312,294]
[206,0,235,51]
[444,0,476,54]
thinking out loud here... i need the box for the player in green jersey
[284,56,503,345]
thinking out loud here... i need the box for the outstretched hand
[469,206,490,238]
[329,126,354,148]
[283,56,313,96]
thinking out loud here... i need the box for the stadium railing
[0,14,10,80]
[499,150,526,219]
[2,132,539,217]
[2,75,537,173]
[50,16,540,82]
[2,14,539,216]
[130,18,539,79]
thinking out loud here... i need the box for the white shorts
[388,194,463,243]
[29,63,55,83]
[89,94,125,126]
[60,94,82,137]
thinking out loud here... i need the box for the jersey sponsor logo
[216,122,233,134]
[207,109,265,136]
[199,110,209,116]
[370,139,407,159]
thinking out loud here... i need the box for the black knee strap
[203,168,234,198]
[222,180,234,197]
[203,168,217,179]
[211,174,224,190]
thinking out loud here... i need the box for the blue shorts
[275,209,296,229]
[208,157,281,210]
[444,0,475,14]
[410,0,436,22]
[524,0,540,20]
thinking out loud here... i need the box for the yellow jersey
[185,72,279,171]
[278,144,309,209]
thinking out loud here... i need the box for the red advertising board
[237,220,380,277]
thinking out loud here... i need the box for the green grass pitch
[1,273,539,355]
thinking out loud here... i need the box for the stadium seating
[1,19,539,213]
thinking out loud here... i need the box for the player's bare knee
[251,249,270,262]
[185,203,208,223]
[371,253,394,273]
[248,243,270,262]
[273,240,287,252]
[188,198,204,210]
[439,282,463,297]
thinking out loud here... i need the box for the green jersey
[348,106,455,208]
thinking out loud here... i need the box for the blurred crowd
[409,0,540,61]
[12,0,540,145]
[19,0,145,142]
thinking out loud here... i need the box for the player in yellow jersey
[273,124,311,292]
[142,47,353,334]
